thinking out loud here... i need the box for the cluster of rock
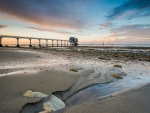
[21,90,65,113]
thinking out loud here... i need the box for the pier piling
[46,40,48,47]
[39,39,41,46]
[29,39,32,47]
[16,38,20,47]
[0,37,2,47]
[52,40,54,46]
[57,40,58,46]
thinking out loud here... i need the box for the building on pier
[69,37,78,46]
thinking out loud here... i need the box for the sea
[79,44,150,47]
[2,43,150,47]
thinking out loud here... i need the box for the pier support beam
[61,41,62,46]
[46,40,48,47]
[52,40,54,46]
[16,38,20,47]
[39,39,41,46]
[64,41,65,46]
[57,40,58,46]
[0,37,2,47]
[29,39,32,47]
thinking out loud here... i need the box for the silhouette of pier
[0,35,70,47]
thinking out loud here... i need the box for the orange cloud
[0,0,86,30]
[26,26,85,35]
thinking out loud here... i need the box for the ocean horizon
[80,44,150,47]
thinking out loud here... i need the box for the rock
[110,95,113,97]
[98,57,110,60]
[42,95,65,112]
[21,94,65,113]
[124,54,129,57]
[39,111,49,113]
[23,90,48,98]
[98,57,104,59]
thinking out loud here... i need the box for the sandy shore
[0,48,80,113]
[0,47,150,113]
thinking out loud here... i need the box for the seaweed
[111,74,123,79]
[113,64,122,68]
[69,68,78,72]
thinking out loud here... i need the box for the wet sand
[0,47,150,113]
[64,83,150,113]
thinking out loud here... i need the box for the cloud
[0,0,89,30]
[101,24,150,43]
[106,0,150,20]
[26,26,85,35]
[110,24,150,34]
[0,25,7,29]
[99,21,115,29]
[26,27,46,31]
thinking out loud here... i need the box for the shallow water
[53,60,150,113]
[52,67,126,101]
[64,60,150,106]
[65,73,150,106]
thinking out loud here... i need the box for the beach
[0,47,150,113]
[0,48,80,112]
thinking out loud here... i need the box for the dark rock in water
[20,95,65,113]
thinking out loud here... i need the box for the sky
[0,0,150,45]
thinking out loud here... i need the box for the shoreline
[0,47,150,113]
[2,45,150,61]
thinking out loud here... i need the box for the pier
[0,35,70,47]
